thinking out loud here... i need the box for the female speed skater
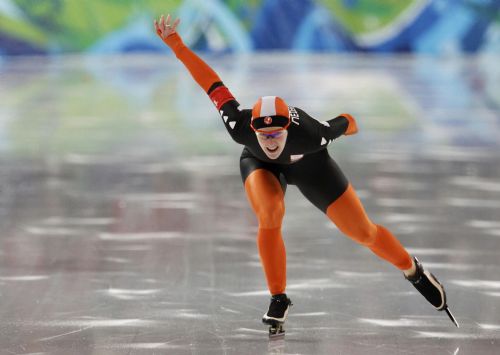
[154,14,458,336]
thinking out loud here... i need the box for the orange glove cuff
[340,113,358,135]
[162,32,185,53]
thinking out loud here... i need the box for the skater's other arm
[296,108,359,146]
[154,14,238,112]
[323,113,358,138]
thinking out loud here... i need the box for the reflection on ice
[100,343,183,350]
[450,176,500,192]
[446,198,500,208]
[40,217,115,226]
[291,312,328,317]
[416,331,489,339]
[359,317,438,327]
[0,275,49,281]
[25,226,84,236]
[99,231,185,241]
[478,324,500,330]
[450,280,500,289]
[105,288,161,298]
[422,262,482,271]
[467,220,500,229]
[37,318,158,327]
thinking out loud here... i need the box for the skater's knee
[340,221,378,246]
[257,200,285,229]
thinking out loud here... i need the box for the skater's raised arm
[154,14,239,113]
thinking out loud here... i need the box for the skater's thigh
[240,155,286,228]
[288,150,349,213]
[326,184,376,240]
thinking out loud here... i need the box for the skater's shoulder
[292,106,308,116]
[287,106,321,128]
[292,106,317,121]
[240,108,252,116]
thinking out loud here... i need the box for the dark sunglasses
[256,130,286,139]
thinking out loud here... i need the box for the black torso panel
[218,101,348,165]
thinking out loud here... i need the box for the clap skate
[262,293,292,339]
[405,256,459,327]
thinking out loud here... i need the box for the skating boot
[262,293,292,339]
[405,256,459,327]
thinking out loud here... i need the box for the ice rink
[0,53,499,354]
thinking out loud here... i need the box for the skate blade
[444,307,459,328]
[268,324,285,339]
[269,329,285,340]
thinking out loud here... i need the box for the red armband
[209,86,236,110]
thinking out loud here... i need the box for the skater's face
[255,126,288,159]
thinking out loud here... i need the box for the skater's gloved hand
[339,113,358,135]
[154,14,181,46]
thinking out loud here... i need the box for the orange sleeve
[163,33,221,93]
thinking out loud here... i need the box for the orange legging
[244,169,412,295]
[245,169,287,295]
[326,184,412,270]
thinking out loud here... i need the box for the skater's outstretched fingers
[154,14,180,40]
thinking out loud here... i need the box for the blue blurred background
[0,0,499,159]
[1,0,499,55]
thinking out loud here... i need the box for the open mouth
[266,146,279,153]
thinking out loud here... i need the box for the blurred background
[1,1,500,354]
[0,0,500,55]
[1,0,500,55]
[1,0,499,158]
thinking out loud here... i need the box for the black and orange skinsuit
[163,32,413,295]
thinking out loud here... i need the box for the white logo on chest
[288,106,300,126]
